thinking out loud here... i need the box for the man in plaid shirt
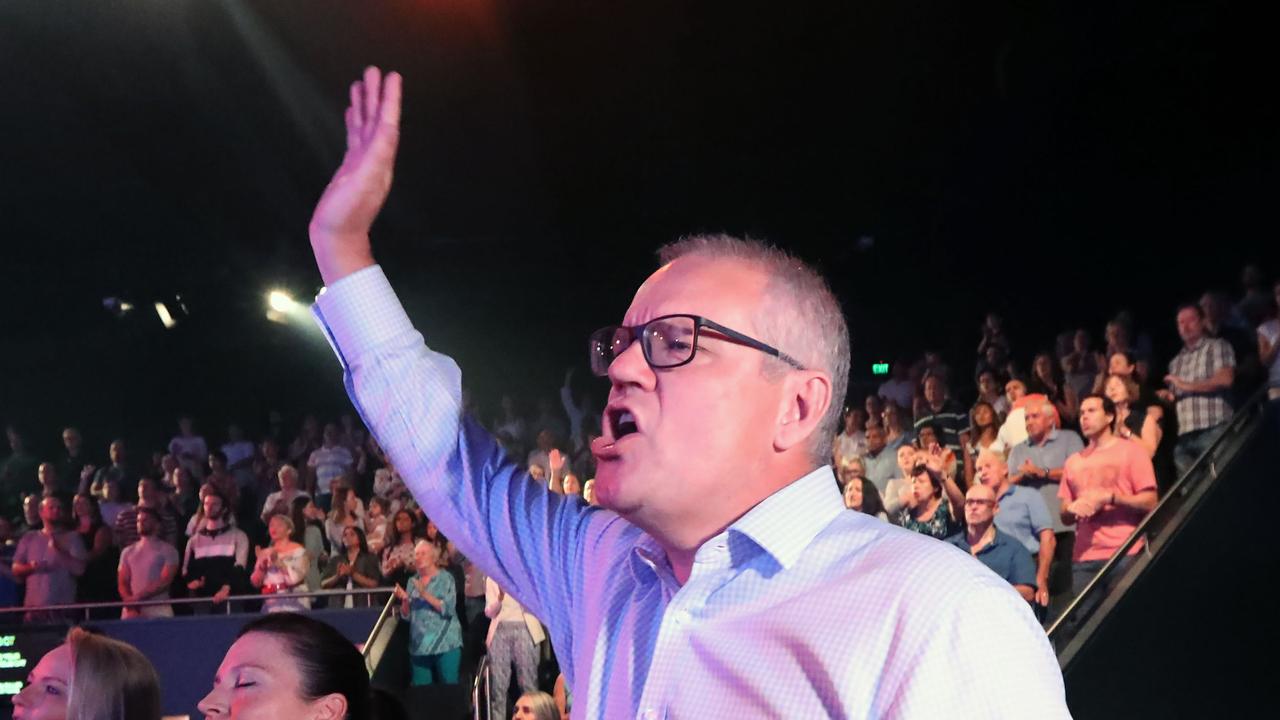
[1163,303,1235,477]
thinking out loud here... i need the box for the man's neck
[204,518,225,531]
[929,399,946,412]
[1087,430,1117,451]
[1030,431,1050,446]
[1184,335,1203,350]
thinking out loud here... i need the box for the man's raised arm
[306,68,614,642]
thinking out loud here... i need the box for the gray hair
[657,234,851,464]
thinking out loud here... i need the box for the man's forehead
[622,256,769,326]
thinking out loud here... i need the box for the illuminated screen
[0,627,67,714]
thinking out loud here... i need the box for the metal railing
[0,587,398,622]
[1046,387,1270,665]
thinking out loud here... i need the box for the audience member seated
[974,450,1056,611]
[513,691,561,720]
[118,506,180,619]
[485,577,547,720]
[168,415,209,481]
[842,475,888,521]
[12,627,161,720]
[199,613,378,720]
[394,539,463,687]
[947,484,1037,602]
[322,525,383,608]
[12,494,87,622]
[252,513,311,613]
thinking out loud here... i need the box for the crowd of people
[1,264,1277,717]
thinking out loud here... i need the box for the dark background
[0,0,1274,457]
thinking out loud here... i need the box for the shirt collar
[627,466,845,584]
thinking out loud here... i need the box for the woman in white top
[251,514,310,613]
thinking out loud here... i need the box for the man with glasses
[305,67,1066,718]
[947,485,1038,602]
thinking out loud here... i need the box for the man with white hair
[1007,397,1083,620]
[304,66,1066,718]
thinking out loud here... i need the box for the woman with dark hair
[198,612,389,720]
[380,509,419,589]
[895,445,965,540]
[322,525,382,608]
[325,484,364,550]
[961,401,1004,489]
[1029,352,1076,424]
[13,627,162,720]
[842,476,887,521]
[73,491,120,614]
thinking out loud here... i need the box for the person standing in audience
[72,492,118,614]
[0,517,20,609]
[975,450,1055,612]
[485,577,546,720]
[883,443,919,520]
[55,427,88,496]
[381,508,419,589]
[261,463,309,523]
[82,439,136,497]
[169,415,208,481]
[118,506,180,618]
[12,494,87,622]
[116,477,179,548]
[859,423,897,495]
[997,378,1031,449]
[307,423,354,512]
[291,496,329,597]
[1162,303,1237,477]
[324,483,364,549]
[1007,398,1084,620]
[1030,352,1077,425]
[913,375,967,470]
[879,401,911,449]
[1104,373,1166,460]
[1059,395,1158,617]
[961,400,1004,489]
[947,485,1037,601]
[322,525,381,607]
[12,627,161,720]
[832,406,867,467]
[365,495,391,554]
[976,369,1011,419]
[183,487,250,612]
[37,462,61,499]
[252,513,311,612]
[1,426,40,522]
[395,539,463,686]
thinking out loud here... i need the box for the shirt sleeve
[312,265,611,654]
[1008,545,1037,588]
[1026,490,1053,535]
[1057,461,1077,503]
[1127,443,1158,495]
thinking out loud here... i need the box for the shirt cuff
[311,265,416,367]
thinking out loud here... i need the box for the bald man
[948,485,1037,602]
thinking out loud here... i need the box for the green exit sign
[872,363,890,376]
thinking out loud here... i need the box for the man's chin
[592,466,644,515]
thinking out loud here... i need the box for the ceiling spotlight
[268,290,296,313]
[154,302,177,329]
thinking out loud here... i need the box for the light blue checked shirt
[313,266,1069,719]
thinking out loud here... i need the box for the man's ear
[774,370,833,452]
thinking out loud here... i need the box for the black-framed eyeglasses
[588,313,805,377]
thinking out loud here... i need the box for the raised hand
[309,66,404,285]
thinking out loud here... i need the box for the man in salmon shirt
[1059,393,1158,624]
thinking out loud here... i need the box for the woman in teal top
[394,538,463,685]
